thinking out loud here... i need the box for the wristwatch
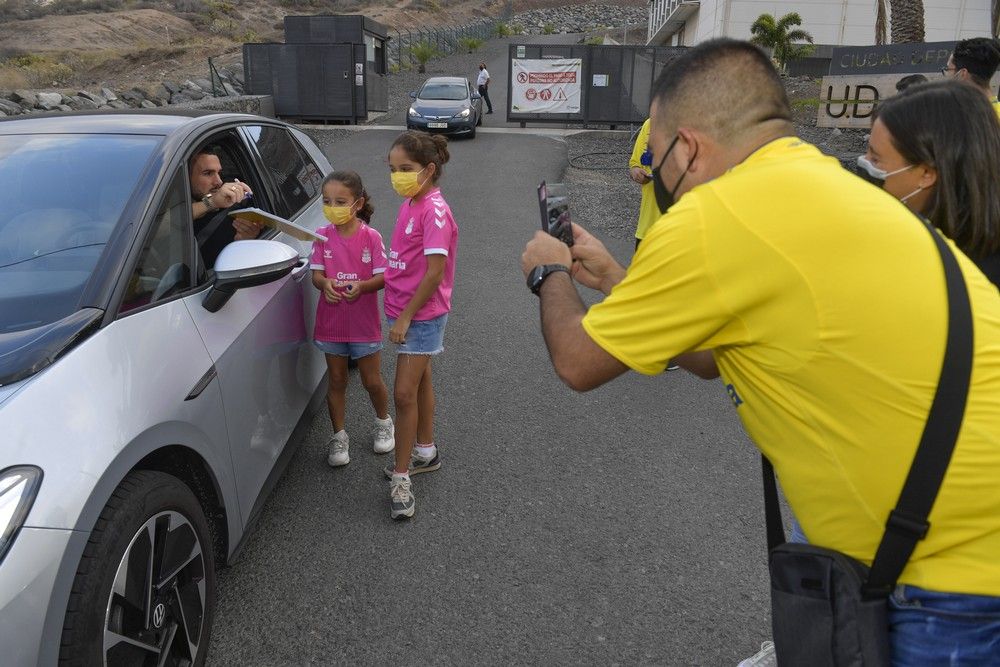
[201,193,217,211]
[527,264,570,295]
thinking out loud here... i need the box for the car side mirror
[409,91,417,99]
[471,91,481,100]
[202,240,301,313]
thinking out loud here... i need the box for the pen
[235,178,253,201]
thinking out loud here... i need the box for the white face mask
[899,186,924,204]
[856,155,914,186]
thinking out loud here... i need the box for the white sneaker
[373,416,395,454]
[737,641,775,667]
[389,474,415,519]
[327,430,350,467]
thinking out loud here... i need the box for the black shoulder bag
[763,220,974,666]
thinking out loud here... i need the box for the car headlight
[0,466,42,563]
[457,108,471,118]
[409,107,420,117]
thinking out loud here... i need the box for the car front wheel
[59,470,217,667]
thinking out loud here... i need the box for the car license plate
[428,122,448,129]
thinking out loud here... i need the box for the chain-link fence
[388,2,514,72]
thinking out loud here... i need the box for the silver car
[0,111,331,665]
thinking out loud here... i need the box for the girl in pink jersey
[310,171,394,468]
[382,131,458,520]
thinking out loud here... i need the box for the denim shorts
[386,314,448,355]
[888,584,1000,665]
[314,340,382,360]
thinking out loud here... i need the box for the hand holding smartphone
[537,181,574,247]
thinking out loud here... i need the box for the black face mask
[651,135,696,214]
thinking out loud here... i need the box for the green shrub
[495,22,512,37]
[411,40,439,73]
[459,37,484,53]
[512,23,525,35]
[542,23,555,35]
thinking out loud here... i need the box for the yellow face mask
[390,167,427,198]
[323,201,357,226]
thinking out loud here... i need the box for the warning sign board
[511,58,582,114]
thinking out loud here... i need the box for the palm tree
[749,13,814,72]
[875,0,888,44]
[889,0,925,42]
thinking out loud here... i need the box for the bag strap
[862,220,973,597]
[762,456,785,551]
[761,219,973,599]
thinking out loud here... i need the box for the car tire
[476,112,482,127]
[59,470,217,667]
[469,125,476,139]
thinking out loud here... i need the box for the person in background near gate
[477,62,494,115]
[861,79,1000,288]
[628,118,658,251]
[942,37,1000,118]
[383,130,458,520]
[628,119,681,372]
[310,170,394,468]
[520,38,1000,665]
[894,73,927,93]
[189,147,263,268]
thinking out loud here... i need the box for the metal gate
[506,44,686,127]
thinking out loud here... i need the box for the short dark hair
[189,145,220,169]
[873,79,1000,259]
[650,38,792,141]
[895,73,928,92]
[952,37,1000,88]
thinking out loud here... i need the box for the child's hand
[389,316,410,344]
[342,281,362,302]
[322,278,343,304]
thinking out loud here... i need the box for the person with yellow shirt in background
[521,39,1000,665]
[628,118,659,250]
[942,37,1000,120]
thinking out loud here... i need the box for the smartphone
[537,181,574,246]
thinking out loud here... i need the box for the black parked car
[407,76,483,138]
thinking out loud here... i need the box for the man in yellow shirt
[627,118,659,249]
[942,37,1000,120]
[522,39,1000,661]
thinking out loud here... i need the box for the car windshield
[0,134,159,334]
[418,83,468,101]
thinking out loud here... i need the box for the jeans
[889,585,1000,666]
[386,314,448,355]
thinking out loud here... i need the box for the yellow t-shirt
[628,119,661,240]
[583,137,1000,596]
[992,96,1000,121]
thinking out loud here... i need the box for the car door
[181,125,321,525]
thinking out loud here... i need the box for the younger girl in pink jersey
[310,170,394,467]
[382,131,458,520]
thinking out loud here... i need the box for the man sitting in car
[189,147,264,268]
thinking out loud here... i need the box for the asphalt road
[204,121,775,666]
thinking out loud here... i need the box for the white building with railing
[647,0,991,46]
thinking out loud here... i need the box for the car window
[418,83,468,101]
[0,134,158,333]
[190,131,276,283]
[119,170,193,315]
[244,125,322,220]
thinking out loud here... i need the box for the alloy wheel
[103,510,207,666]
